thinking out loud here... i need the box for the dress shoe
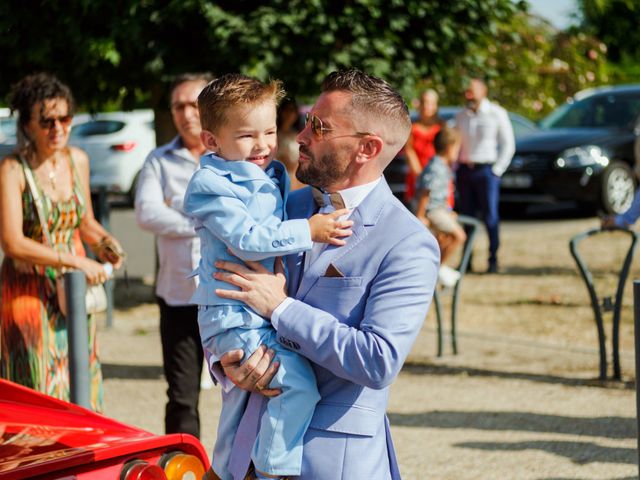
[486,262,499,274]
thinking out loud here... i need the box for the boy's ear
[200,130,219,152]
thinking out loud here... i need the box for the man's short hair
[197,74,285,133]
[321,69,411,155]
[434,126,461,155]
[169,72,215,98]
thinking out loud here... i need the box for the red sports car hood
[0,380,188,475]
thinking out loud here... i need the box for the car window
[71,120,125,137]
[541,92,640,129]
[510,115,537,138]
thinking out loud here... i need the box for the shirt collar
[477,98,491,113]
[334,176,382,211]
[167,136,200,164]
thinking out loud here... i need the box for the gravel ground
[100,215,639,480]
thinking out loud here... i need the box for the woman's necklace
[48,157,58,191]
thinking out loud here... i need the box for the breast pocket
[305,276,366,326]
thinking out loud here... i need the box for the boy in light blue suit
[183,74,353,480]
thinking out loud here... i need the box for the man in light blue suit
[212,69,440,480]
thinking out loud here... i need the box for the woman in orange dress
[0,73,123,411]
[403,89,442,205]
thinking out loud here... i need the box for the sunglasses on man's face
[304,112,374,140]
[38,115,73,130]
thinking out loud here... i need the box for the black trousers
[158,297,203,438]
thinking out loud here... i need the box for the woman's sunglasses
[38,115,73,130]
[304,112,374,140]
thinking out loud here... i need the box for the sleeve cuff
[271,297,295,330]
[208,357,235,393]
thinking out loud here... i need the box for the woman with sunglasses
[0,73,123,411]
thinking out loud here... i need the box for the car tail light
[111,141,137,151]
[160,452,207,480]
[121,460,167,480]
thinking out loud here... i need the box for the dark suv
[501,84,640,214]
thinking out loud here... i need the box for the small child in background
[415,125,467,287]
[184,74,352,480]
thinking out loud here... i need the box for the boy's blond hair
[198,73,285,132]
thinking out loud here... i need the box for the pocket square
[324,263,345,278]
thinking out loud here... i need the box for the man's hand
[219,346,280,396]
[601,215,618,229]
[214,257,288,318]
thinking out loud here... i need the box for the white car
[0,108,17,159]
[70,110,156,203]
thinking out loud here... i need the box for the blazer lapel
[295,208,367,300]
[287,178,394,300]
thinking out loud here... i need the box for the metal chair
[433,214,483,356]
[569,226,639,380]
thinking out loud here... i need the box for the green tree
[0,0,520,113]
[420,10,608,120]
[576,0,640,83]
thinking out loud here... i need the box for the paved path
[100,305,638,480]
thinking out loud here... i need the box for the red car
[0,379,210,479]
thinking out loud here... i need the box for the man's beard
[296,146,349,189]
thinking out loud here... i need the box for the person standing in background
[403,89,442,206]
[0,73,124,411]
[135,72,213,438]
[455,77,515,274]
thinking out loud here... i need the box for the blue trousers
[456,164,501,265]
[199,305,320,478]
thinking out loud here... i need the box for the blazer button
[287,237,295,244]
[272,240,281,248]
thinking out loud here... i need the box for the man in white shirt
[455,77,515,273]
[135,73,213,438]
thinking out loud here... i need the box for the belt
[460,161,494,169]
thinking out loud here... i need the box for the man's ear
[200,130,219,152]
[356,136,384,164]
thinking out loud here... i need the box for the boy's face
[202,100,277,170]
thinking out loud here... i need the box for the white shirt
[273,177,382,325]
[135,136,201,306]
[455,98,516,177]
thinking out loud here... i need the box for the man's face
[171,80,206,144]
[206,101,277,170]
[295,91,359,190]
[464,79,487,110]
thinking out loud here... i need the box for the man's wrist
[271,297,294,329]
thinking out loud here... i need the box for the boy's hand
[308,208,353,245]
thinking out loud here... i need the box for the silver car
[70,110,156,203]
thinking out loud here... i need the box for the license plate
[502,173,532,188]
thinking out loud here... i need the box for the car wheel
[600,161,636,215]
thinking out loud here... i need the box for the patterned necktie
[311,187,345,210]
